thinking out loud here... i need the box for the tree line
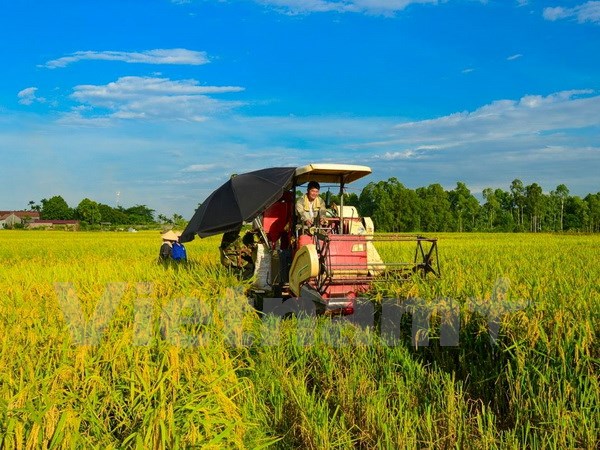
[348,178,600,233]
[26,196,182,228]
[26,178,600,233]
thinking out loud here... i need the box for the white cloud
[17,87,45,105]
[254,0,439,15]
[388,90,599,144]
[55,111,112,127]
[543,6,570,21]
[182,164,218,172]
[373,144,448,160]
[507,53,523,60]
[67,76,245,122]
[42,49,209,69]
[376,150,417,160]
[543,1,600,24]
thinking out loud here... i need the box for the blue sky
[1,0,599,217]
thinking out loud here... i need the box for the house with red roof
[0,211,40,228]
[1,211,80,230]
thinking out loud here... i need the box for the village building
[0,211,40,228]
[1,211,79,230]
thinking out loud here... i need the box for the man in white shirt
[295,181,327,233]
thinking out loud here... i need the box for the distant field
[0,230,598,448]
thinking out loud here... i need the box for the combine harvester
[181,164,440,316]
[252,164,439,315]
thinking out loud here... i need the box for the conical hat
[161,230,179,241]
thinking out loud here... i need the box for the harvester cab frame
[250,163,440,316]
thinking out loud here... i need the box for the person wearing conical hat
[159,229,179,261]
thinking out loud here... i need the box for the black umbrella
[180,167,296,242]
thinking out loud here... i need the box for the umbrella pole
[252,217,270,248]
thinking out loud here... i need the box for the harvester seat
[262,192,293,249]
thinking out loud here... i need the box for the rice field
[0,230,598,448]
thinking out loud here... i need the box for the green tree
[584,193,600,232]
[466,195,481,230]
[97,203,128,224]
[492,188,515,231]
[344,192,360,207]
[358,178,407,231]
[358,184,376,219]
[482,188,500,230]
[449,182,478,232]
[415,184,453,232]
[75,198,101,225]
[554,184,569,231]
[564,196,589,230]
[525,183,544,232]
[122,205,155,224]
[41,196,73,220]
[510,179,526,230]
[369,180,396,231]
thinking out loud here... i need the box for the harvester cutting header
[181,164,439,315]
